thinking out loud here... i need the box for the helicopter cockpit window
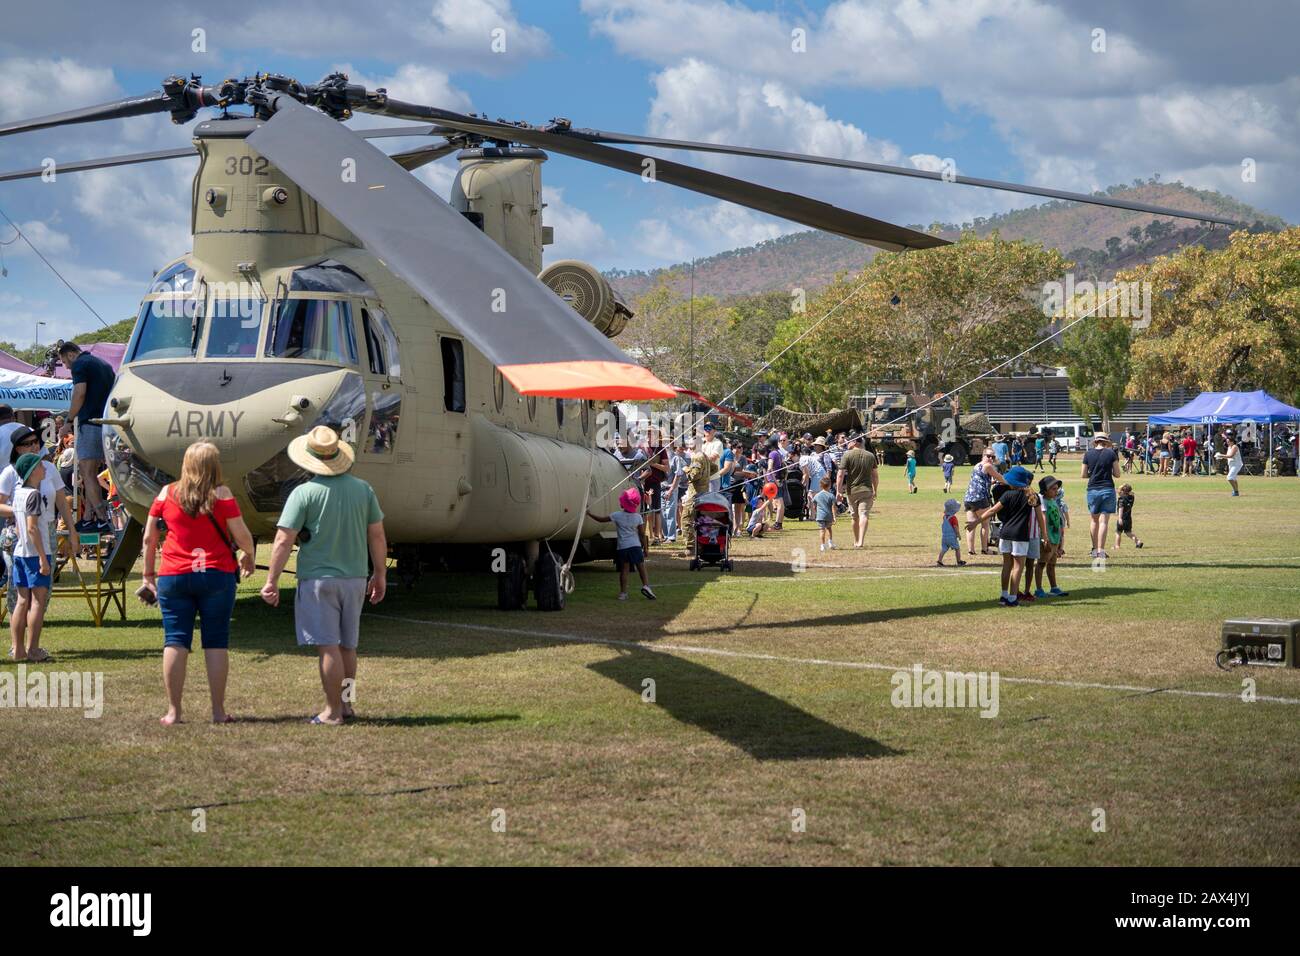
[147,260,196,296]
[368,390,401,455]
[128,297,202,362]
[289,260,377,297]
[205,298,264,358]
[360,308,386,376]
[440,337,465,413]
[266,299,358,365]
[376,309,401,378]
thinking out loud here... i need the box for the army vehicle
[866,392,996,466]
[0,71,1234,608]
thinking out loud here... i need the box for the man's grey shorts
[294,577,366,648]
[75,423,103,460]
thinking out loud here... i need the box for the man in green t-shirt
[262,426,387,725]
[835,436,879,548]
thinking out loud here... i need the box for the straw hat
[812,436,828,448]
[288,425,355,476]
[942,453,954,463]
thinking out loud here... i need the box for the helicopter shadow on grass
[216,555,901,761]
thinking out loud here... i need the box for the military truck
[865,392,997,466]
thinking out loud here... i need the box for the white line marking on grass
[374,615,1300,706]
[650,569,998,587]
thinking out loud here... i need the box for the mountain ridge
[606,180,1287,301]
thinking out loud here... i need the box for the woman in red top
[143,441,255,725]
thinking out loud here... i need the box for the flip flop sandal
[28,648,52,663]
[215,715,236,724]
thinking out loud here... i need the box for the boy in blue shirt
[941,453,955,493]
[812,475,836,551]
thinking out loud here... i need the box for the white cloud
[641,60,1015,231]
[72,160,195,272]
[0,57,118,122]
[632,201,799,266]
[584,0,1300,221]
[541,187,608,263]
[2,219,73,258]
[336,62,472,115]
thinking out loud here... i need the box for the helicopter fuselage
[103,116,626,552]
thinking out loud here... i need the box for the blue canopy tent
[1148,390,1300,425]
[1148,391,1300,476]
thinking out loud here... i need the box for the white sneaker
[819,543,826,552]
[617,592,628,601]
[641,585,656,600]
[828,542,835,550]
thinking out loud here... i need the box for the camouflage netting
[755,406,863,436]
[960,412,993,434]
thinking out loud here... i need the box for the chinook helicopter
[0,72,1237,610]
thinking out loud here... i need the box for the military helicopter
[0,72,1237,610]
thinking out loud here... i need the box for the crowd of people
[612,419,1247,610]
[3,341,119,665]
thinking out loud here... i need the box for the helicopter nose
[103,364,362,519]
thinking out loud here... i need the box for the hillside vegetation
[607,180,1286,301]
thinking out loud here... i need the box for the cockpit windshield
[265,298,358,365]
[128,296,201,362]
[205,298,264,358]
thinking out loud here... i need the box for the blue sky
[1,0,1295,346]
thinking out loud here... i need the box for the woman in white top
[1214,429,1244,497]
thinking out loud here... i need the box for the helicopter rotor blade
[0,126,460,185]
[365,100,946,251]
[389,140,461,171]
[0,147,197,183]
[246,93,674,400]
[565,128,1244,227]
[0,91,173,139]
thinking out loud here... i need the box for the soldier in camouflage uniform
[680,447,716,557]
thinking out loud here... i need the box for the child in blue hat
[968,466,1034,605]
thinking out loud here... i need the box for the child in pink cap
[587,489,656,601]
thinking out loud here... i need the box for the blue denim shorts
[615,545,645,568]
[158,570,238,650]
[1086,487,1117,515]
[13,554,52,591]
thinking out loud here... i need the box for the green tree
[1128,227,1300,403]
[766,233,1070,410]
[1058,312,1131,431]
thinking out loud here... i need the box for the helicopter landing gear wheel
[394,546,420,590]
[534,550,566,612]
[497,552,528,610]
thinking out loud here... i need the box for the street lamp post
[35,320,46,346]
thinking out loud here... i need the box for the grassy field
[2,460,1299,866]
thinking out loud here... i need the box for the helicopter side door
[356,304,403,459]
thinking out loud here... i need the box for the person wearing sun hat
[968,465,1035,606]
[0,424,76,621]
[5,452,54,662]
[587,487,655,601]
[261,425,387,725]
[1081,432,1121,558]
[941,452,955,493]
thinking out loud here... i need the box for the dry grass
[2,463,1298,865]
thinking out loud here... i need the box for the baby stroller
[689,491,734,572]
